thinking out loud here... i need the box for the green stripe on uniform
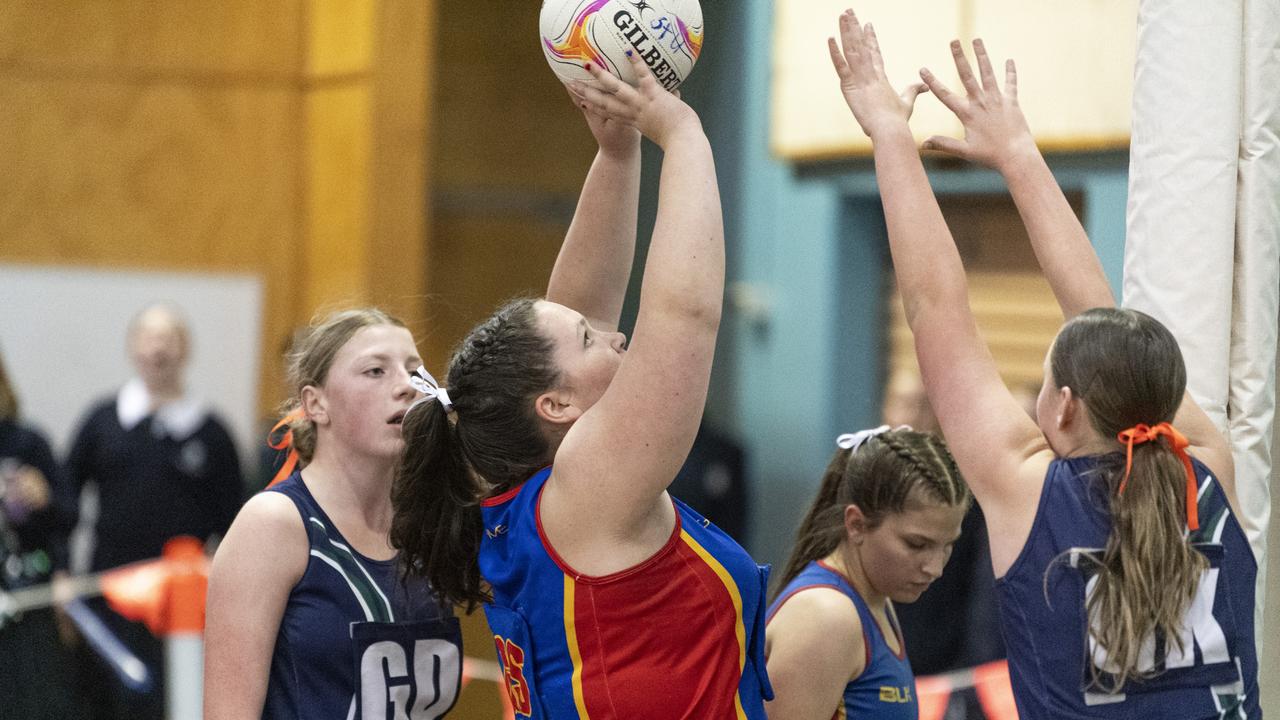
[308,517,395,623]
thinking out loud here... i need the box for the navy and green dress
[263,472,462,720]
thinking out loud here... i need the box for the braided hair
[774,428,969,597]
[391,298,560,610]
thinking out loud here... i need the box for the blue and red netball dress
[767,560,919,719]
[479,466,773,719]
[264,473,462,720]
[998,455,1259,718]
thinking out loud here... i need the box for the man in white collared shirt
[66,302,243,720]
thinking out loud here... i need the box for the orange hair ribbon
[266,409,305,488]
[1115,422,1199,531]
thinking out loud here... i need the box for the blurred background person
[882,369,940,434]
[65,303,244,720]
[0,348,83,720]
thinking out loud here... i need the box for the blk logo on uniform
[879,685,913,704]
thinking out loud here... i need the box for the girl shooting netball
[391,51,772,718]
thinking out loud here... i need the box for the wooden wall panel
[885,194,1076,391]
[423,0,600,371]
[0,1,303,77]
[889,272,1060,389]
[367,0,437,332]
[0,73,303,410]
[0,79,298,265]
[307,0,376,77]
[422,214,565,372]
[455,611,507,716]
[0,0,437,417]
[302,83,374,313]
[430,0,597,194]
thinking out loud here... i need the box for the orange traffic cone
[99,536,209,720]
[99,536,208,636]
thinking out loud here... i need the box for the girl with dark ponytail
[392,53,772,718]
[829,12,1257,718]
[766,428,969,719]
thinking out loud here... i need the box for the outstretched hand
[919,40,1035,170]
[828,9,928,140]
[570,52,699,149]
[566,83,639,158]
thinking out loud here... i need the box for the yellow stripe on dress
[680,529,749,720]
[563,575,591,719]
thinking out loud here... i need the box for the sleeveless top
[997,454,1259,719]
[767,560,918,719]
[478,466,773,719]
[263,473,463,720]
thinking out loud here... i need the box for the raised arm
[920,41,1112,319]
[831,12,1046,531]
[545,53,722,539]
[919,40,1235,503]
[545,90,642,332]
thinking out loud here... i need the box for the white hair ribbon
[835,424,911,453]
[408,365,454,414]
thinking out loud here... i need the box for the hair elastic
[1116,422,1199,530]
[266,408,305,488]
[835,424,912,453]
[408,366,454,415]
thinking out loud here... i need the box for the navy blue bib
[997,455,1259,718]
[264,473,461,720]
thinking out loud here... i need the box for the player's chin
[891,583,933,604]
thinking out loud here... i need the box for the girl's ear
[1056,385,1078,430]
[533,389,582,426]
[844,504,869,544]
[301,385,327,426]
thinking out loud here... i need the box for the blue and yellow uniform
[264,473,462,720]
[767,560,918,719]
[998,455,1259,718]
[479,466,773,718]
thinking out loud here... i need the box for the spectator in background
[882,368,940,434]
[66,303,243,720]
[0,349,83,720]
